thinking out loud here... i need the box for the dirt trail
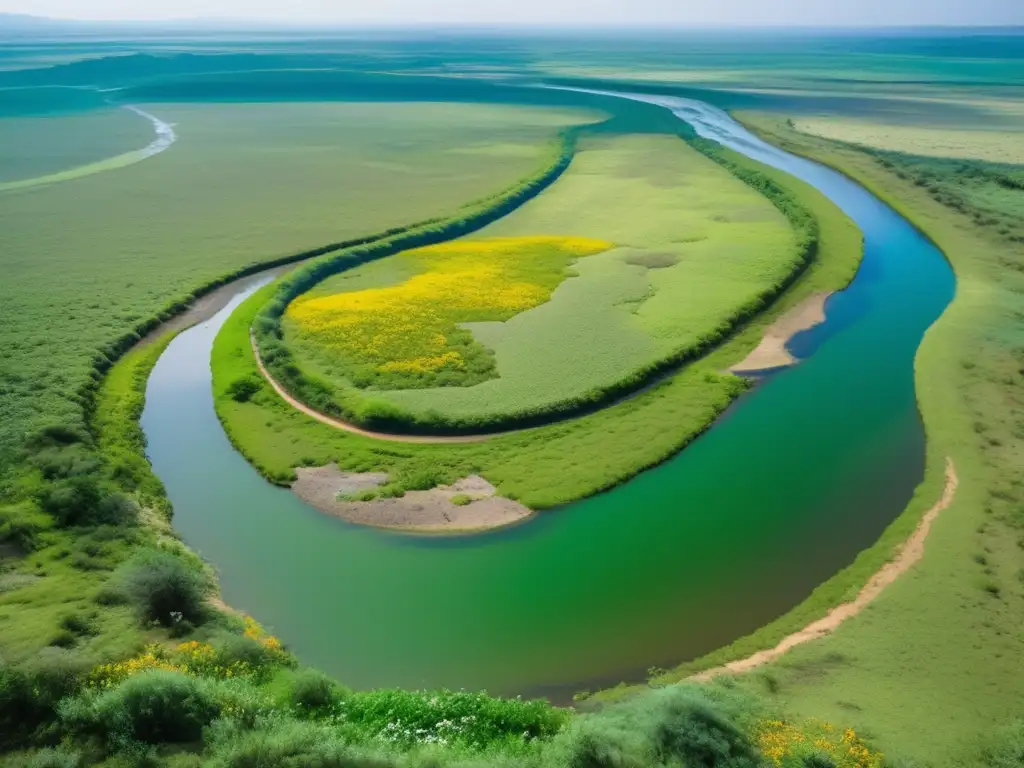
[692,458,958,681]
[252,336,497,444]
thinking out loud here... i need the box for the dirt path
[252,335,500,444]
[692,458,958,681]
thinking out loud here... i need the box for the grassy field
[706,113,1024,767]
[280,134,803,429]
[0,105,154,183]
[0,100,596,485]
[792,117,1024,165]
[211,144,858,507]
[287,236,613,390]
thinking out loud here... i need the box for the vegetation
[212,138,857,507]
[0,100,591,491]
[713,113,1024,765]
[791,117,1024,165]
[286,236,613,389]
[0,106,153,185]
[259,130,818,434]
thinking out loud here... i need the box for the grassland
[0,105,154,183]
[0,99,596,487]
[211,142,858,507]
[277,133,804,431]
[286,236,613,390]
[681,112,1024,767]
[791,117,1024,165]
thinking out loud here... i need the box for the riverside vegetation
[690,112,1024,765]
[3,43,1018,767]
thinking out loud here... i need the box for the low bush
[116,549,208,626]
[205,715,393,768]
[3,747,82,768]
[287,668,347,712]
[59,669,220,747]
[0,649,93,749]
[227,376,262,403]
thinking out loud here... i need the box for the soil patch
[730,291,831,373]
[291,464,533,533]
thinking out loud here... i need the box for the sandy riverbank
[291,464,533,533]
[730,291,831,374]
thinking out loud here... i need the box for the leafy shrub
[116,549,208,626]
[0,649,92,748]
[59,669,219,746]
[652,698,760,767]
[4,747,82,768]
[227,376,262,403]
[288,669,347,712]
[40,476,103,526]
[48,629,78,649]
[450,494,472,507]
[205,715,392,768]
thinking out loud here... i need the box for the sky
[2,0,1023,26]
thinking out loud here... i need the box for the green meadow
[0,100,593,478]
[278,133,804,431]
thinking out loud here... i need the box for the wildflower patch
[286,236,611,390]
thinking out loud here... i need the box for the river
[141,93,954,700]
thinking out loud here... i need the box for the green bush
[59,669,220,746]
[116,549,208,626]
[288,669,347,712]
[205,715,393,768]
[227,376,262,403]
[450,494,472,507]
[4,747,82,768]
[0,649,92,749]
[40,476,103,526]
[653,699,760,766]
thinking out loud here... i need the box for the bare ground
[291,464,533,534]
[692,457,958,681]
[729,291,831,374]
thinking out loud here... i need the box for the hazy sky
[3,0,1023,26]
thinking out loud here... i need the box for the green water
[142,94,954,699]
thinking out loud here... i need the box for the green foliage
[0,649,93,749]
[59,669,220,746]
[340,688,570,750]
[2,747,83,768]
[977,721,1024,768]
[287,669,348,712]
[116,549,208,626]
[204,715,391,768]
[227,376,263,403]
[451,494,473,507]
[264,132,819,435]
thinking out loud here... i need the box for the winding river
[141,94,954,700]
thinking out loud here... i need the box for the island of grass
[270,133,812,434]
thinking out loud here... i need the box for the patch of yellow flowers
[756,718,883,767]
[288,236,611,377]
[89,617,287,688]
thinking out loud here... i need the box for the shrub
[40,476,103,526]
[653,699,760,767]
[117,549,208,626]
[60,669,219,746]
[205,715,392,768]
[288,669,346,712]
[5,748,82,768]
[227,376,262,403]
[450,494,472,507]
[0,649,92,748]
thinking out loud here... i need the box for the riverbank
[719,113,1024,766]
[729,291,831,373]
